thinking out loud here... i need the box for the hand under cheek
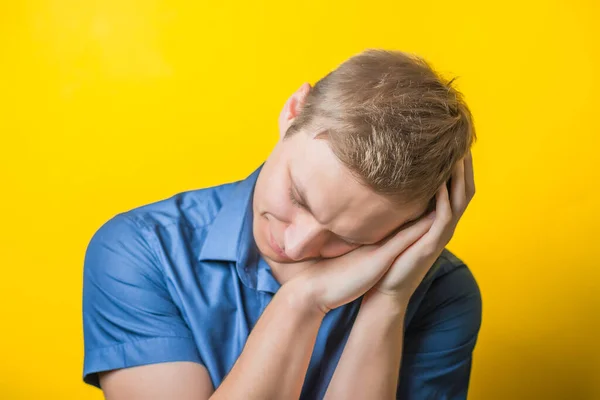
[320,242,361,259]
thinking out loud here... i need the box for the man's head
[252,49,476,264]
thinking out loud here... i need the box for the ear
[278,82,311,139]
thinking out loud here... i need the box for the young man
[82,49,481,399]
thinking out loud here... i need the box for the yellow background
[1,0,598,399]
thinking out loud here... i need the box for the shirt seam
[126,213,206,338]
[119,212,167,270]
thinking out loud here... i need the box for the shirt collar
[198,163,262,263]
[197,162,280,293]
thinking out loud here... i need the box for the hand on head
[287,150,475,313]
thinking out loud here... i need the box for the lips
[268,229,291,260]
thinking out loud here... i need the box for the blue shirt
[82,163,482,399]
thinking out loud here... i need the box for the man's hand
[368,150,476,304]
[288,150,475,314]
[287,213,435,314]
[321,152,476,400]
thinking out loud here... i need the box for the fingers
[374,150,476,264]
[425,181,453,247]
[427,151,474,247]
[377,210,436,263]
[451,156,467,217]
[464,150,475,199]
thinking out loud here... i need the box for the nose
[283,216,324,261]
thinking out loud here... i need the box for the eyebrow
[290,171,430,244]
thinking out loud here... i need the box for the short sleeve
[82,213,203,388]
[397,264,483,399]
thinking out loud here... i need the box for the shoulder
[424,248,482,309]
[421,248,480,296]
[398,248,482,396]
[84,181,239,290]
[120,181,237,233]
[427,248,471,279]
[411,248,482,340]
[89,181,236,252]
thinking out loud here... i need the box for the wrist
[362,289,411,317]
[281,277,329,317]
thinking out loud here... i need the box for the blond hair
[285,49,477,208]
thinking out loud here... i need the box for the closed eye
[289,183,375,246]
[288,187,305,208]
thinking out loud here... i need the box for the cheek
[258,186,294,223]
[256,192,291,239]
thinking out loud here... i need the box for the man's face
[251,84,429,265]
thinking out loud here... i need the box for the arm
[210,279,325,399]
[99,363,214,400]
[83,214,214,399]
[323,292,408,400]
[97,275,325,400]
[85,213,327,400]
[325,152,478,399]
[324,263,482,400]
[97,279,324,400]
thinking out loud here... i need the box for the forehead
[288,133,427,242]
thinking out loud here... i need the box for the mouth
[268,229,292,261]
